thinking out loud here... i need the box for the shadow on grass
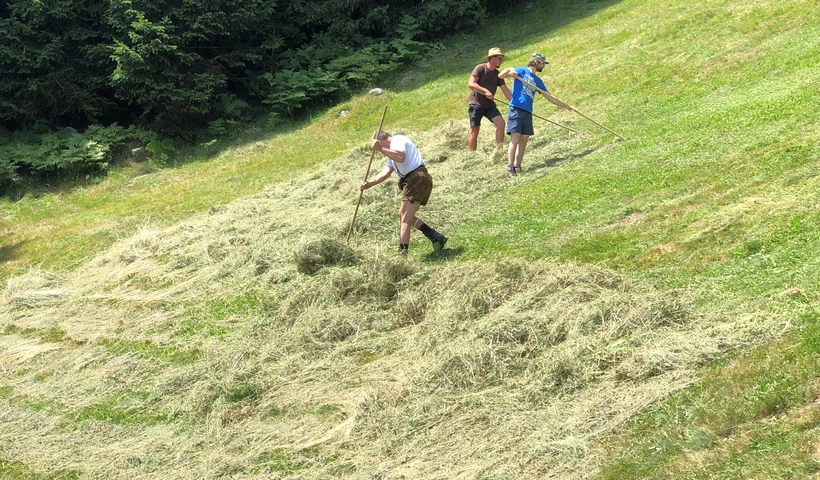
[531,147,602,171]
[0,239,24,264]
[423,245,465,262]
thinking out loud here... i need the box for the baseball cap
[531,52,549,64]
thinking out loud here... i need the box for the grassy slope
[460,0,819,287]
[1,0,819,478]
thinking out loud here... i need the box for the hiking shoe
[507,165,516,177]
[514,165,523,174]
[432,234,447,251]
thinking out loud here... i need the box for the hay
[293,238,360,275]
[0,118,787,480]
[2,269,66,308]
[9,289,70,308]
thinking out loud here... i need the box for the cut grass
[170,290,267,339]
[0,458,80,480]
[97,338,203,365]
[72,391,169,426]
[594,310,820,479]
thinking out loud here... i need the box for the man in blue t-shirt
[499,52,577,176]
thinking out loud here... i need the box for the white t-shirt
[386,135,425,177]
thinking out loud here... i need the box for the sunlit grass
[595,311,820,479]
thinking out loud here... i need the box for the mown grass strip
[250,446,340,475]
[172,290,268,339]
[0,458,80,480]
[2,383,168,428]
[97,338,203,365]
[72,391,169,426]
[2,325,78,344]
[0,385,66,416]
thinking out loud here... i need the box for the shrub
[0,124,157,193]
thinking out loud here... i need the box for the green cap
[531,52,549,64]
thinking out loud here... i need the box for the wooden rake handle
[346,104,389,242]
[494,98,582,135]
[516,76,625,140]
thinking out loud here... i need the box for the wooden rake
[346,104,389,242]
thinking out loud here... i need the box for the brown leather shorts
[400,165,432,206]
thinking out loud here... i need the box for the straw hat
[486,47,505,59]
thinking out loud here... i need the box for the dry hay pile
[0,121,782,479]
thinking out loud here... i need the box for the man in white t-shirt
[360,131,447,256]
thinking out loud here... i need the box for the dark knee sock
[416,221,443,242]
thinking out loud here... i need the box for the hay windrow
[0,120,785,479]
[293,238,360,275]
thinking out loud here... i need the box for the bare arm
[515,75,578,113]
[542,92,577,112]
[371,139,406,164]
[469,74,501,101]
[360,164,394,191]
[497,67,517,80]
[500,83,512,101]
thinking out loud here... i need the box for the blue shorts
[506,106,534,136]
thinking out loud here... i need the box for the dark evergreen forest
[1,0,514,133]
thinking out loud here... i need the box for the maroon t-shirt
[468,63,506,108]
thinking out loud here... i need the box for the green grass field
[1,0,819,478]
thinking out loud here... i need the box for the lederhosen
[396,164,432,206]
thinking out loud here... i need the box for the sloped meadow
[1,122,784,478]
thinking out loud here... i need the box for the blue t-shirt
[509,67,547,113]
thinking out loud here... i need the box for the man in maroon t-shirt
[467,47,513,151]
